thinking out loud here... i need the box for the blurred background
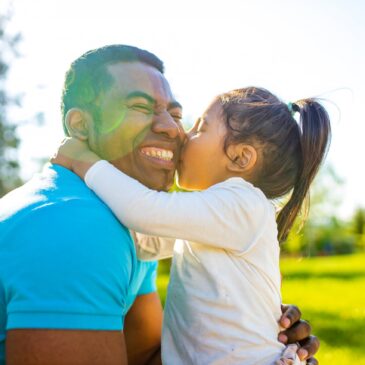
[1,0,364,363]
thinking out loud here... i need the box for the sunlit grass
[281,253,365,364]
[157,253,365,364]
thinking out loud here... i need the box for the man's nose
[152,111,181,140]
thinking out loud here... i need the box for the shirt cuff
[85,160,111,189]
[7,312,124,331]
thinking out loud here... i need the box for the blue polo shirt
[0,164,157,364]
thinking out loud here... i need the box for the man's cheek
[96,134,136,161]
[95,140,128,161]
[99,107,128,135]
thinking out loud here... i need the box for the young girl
[54,87,331,364]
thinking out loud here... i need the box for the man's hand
[279,304,320,365]
[50,137,101,179]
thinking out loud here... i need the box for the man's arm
[124,292,163,365]
[6,330,127,365]
[4,200,134,364]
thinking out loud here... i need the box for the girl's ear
[64,108,91,140]
[226,143,258,174]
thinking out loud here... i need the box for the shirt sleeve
[136,260,158,296]
[131,231,175,261]
[5,198,134,331]
[85,160,269,252]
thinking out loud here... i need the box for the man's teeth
[141,148,174,161]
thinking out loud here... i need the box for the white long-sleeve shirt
[85,160,304,365]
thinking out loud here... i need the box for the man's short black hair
[61,44,164,135]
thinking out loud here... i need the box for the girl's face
[177,100,232,190]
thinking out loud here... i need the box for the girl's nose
[186,126,196,140]
[176,123,187,145]
[179,133,190,157]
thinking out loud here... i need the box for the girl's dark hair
[219,87,331,242]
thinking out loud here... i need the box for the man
[0,45,319,364]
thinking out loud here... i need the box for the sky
[2,0,365,218]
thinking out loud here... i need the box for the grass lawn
[157,252,365,364]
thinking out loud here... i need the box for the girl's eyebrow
[200,117,209,125]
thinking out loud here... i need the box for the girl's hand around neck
[50,137,101,180]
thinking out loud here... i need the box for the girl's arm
[85,160,268,253]
[50,138,176,260]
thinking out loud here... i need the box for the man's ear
[64,108,91,141]
[226,143,257,174]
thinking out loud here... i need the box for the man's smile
[141,147,174,161]
[139,144,178,170]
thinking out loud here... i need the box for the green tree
[351,208,365,250]
[353,208,365,235]
[0,12,22,196]
[282,164,352,256]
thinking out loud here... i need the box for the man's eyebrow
[168,101,183,110]
[126,92,182,110]
[125,91,155,104]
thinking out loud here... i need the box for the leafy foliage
[0,13,22,196]
[282,165,363,256]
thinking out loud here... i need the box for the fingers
[298,335,320,360]
[280,304,302,329]
[279,320,311,345]
[50,137,93,170]
[50,150,74,169]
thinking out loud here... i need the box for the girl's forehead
[204,99,223,118]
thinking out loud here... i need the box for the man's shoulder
[0,179,136,274]
[0,164,131,243]
[4,196,131,244]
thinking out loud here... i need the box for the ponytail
[277,99,331,242]
[217,88,331,242]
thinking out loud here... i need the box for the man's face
[87,61,184,191]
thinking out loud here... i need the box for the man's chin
[109,156,174,191]
[147,178,174,192]
[133,169,174,192]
